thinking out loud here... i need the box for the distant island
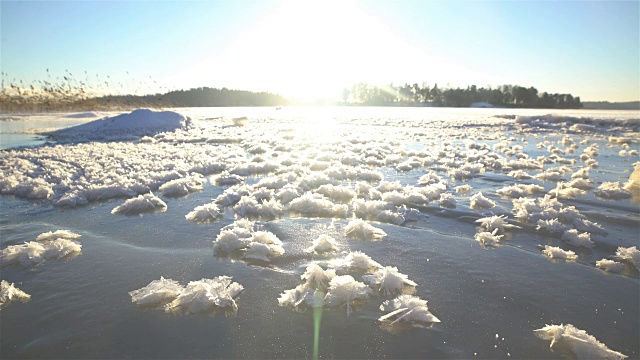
[582,101,640,110]
[341,82,585,109]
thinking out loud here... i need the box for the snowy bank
[49,109,190,141]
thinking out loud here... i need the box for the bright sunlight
[180,0,457,101]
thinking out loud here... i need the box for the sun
[173,0,456,102]
[198,1,407,101]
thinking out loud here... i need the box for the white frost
[129,277,184,306]
[469,192,496,210]
[542,245,578,261]
[0,280,31,308]
[379,295,440,325]
[185,203,223,223]
[306,234,339,254]
[534,324,627,359]
[362,266,417,295]
[344,219,387,240]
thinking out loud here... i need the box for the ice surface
[0,280,31,309]
[111,192,167,215]
[534,324,627,359]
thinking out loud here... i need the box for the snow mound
[306,234,339,254]
[497,184,545,198]
[542,245,577,261]
[624,164,640,194]
[49,109,190,141]
[0,280,31,309]
[344,219,387,240]
[111,193,167,215]
[534,324,627,359]
[595,182,632,200]
[315,184,356,203]
[379,295,440,326]
[470,192,496,210]
[288,193,349,218]
[35,229,81,242]
[159,175,204,197]
[596,259,625,273]
[362,266,417,295]
[439,193,456,208]
[214,172,244,186]
[615,246,640,270]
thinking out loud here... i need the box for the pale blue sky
[2,0,638,101]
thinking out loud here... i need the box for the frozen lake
[1,106,639,359]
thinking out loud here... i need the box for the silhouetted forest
[342,82,583,109]
[0,85,289,113]
[138,87,290,107]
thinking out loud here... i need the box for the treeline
[94,87,290,109]
[0,86,290,113]
[342,82,583,109]
[141,87,290,107]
